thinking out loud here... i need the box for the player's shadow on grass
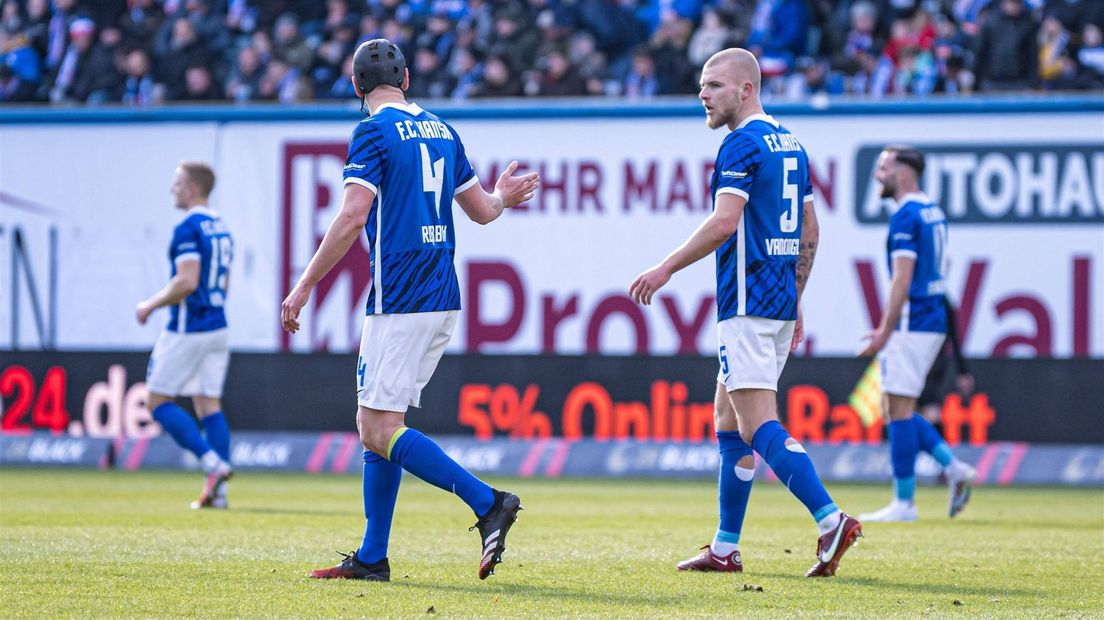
[757,572,1033,597]
[389,579,693,607]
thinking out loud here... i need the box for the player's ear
[402,68,410,92]
[350,75,363,98]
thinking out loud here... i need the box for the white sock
[816,510,843,536]
[711,539,739,557]
[200,450,221,473]
[947,459,972,479]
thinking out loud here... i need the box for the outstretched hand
[495,160,540,208]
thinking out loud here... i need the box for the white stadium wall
[1,102,1102,357]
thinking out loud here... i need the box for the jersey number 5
[781,156,799,233]
[420,143,445,217]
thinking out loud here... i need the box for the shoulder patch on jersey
[720,170,748,178]
[892,232,912,241]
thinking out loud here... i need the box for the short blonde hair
[179,161,216,197]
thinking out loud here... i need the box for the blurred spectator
[328,52,356,98]
[688,9,734,67]
[488,3,540,71]
[527,48,586,96]
[273,12,313,72]
[45,0,79,71]
[471,54,522,97]
[621,47,659,98]
[181,63,223,100]
[447,45,483,99]
[1076,23,1104,85]
[650,15,696,93]
[227,44,265,101]
[119,0,165,52]
[50,18,119,103]
[407,47,456,99]
[21,0,50,62]
[747,0,810,77]
[0,0,1090,105]
[182,0,231,57]
[975,0,1040,91]
[566,31,608,95]
[1038,15,1070,86]
[156,17,209,100]
[257,58,310,102]
[120,47,158,105]
[1,30,41,102]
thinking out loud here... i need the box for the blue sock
[716,431,754,545]
[151,402,212,459]
[201,411,231,462]
[912,414,953,467]
[751,421,836,522]
[356,450,402,565]
[387,427,495,517]
[889,418,919,501]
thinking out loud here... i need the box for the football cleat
[309,551,390,581]
[858,501,918,523]
[806,513,862,577]
[470,489,522,580]
[677,546,743,572]
[195,461,233,509]
[948,463,977,518]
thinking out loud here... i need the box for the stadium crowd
[0,0,1102,105]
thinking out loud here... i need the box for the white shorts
[146,328,230,398]
[357,310,458,412]
[716,316,795,392]
[879,331,945,398]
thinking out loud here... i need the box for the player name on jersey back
[765,238,800,256]
[761,132,803,153]
[395,119,454,142]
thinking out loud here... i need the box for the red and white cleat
[677,546,743,572]
[806,513,863,577]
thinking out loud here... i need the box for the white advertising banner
[2,108,1101,357]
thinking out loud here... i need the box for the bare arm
[280,183,375,333]
[454,161,540,225]
[859,255,914,355]
[629,193,745,305]
[136,259,199,324]
[795,198,818,299]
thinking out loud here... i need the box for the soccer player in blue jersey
[280,39,540,582]
[630,48,862,578]
[136,161,234,509]
[857,145,976,522]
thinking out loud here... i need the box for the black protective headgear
[352,38,406,112]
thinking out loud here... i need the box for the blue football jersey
[712,114,813,322]
[167,206,232,333]
[342,102,477,315]
[886,192,949,333]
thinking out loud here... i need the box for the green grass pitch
[1,469,1101,618]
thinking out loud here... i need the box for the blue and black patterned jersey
[342,102,479,315]
[712,114,814,322]
[886,192,949,333]
[167,206,232,333]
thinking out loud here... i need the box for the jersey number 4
[781,156,799,233]
[420,143,445,217]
